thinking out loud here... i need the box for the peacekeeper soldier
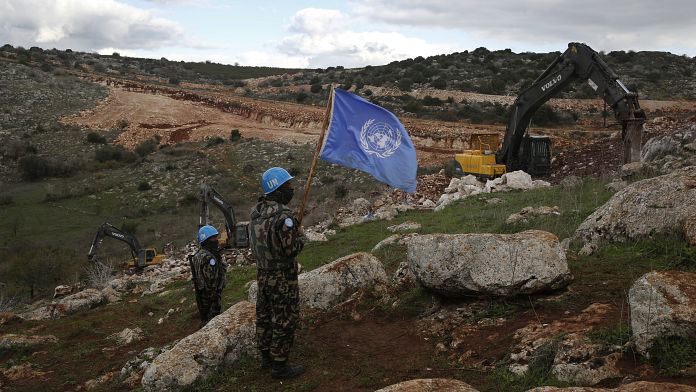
[190,225,227,328]
[249,167,305,379]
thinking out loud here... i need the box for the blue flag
[319,89,417,193]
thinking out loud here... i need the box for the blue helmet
[198,225,219,244]
[261,167,293,194]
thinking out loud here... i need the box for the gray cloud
[0,0,183,51]
[351,0,696,54]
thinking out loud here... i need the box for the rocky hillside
[1,43,696,392]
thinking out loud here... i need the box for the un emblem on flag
[359,119,402,158]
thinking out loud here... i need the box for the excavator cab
[519,135,551,176]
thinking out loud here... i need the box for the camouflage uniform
[190,247,226,326]
[249,199,304,362]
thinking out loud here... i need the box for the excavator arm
[87,222,142,263]
[497,42,646,173]
[199,184,249,248]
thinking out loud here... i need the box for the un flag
[319,89,417,193]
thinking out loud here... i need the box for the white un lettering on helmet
[267,178,279,188]
[209,258,216,266]
[284,218,294,228]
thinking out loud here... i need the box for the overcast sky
[1,0,695,68]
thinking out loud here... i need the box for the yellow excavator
[199,184,249,249]
[449,42,645,178]
[87,222,165,269]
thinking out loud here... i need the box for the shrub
[206,136,225,147]
[310,83,322,93]
[86,132,106,144]
[95,145,124,162]
[0,195,13,205]
[18,155,76,180]
[296,92,308,103]
[169,77,180,85]
[649,336,696,376]
[334,184,348,199]
[135,139,158,157]
[229,129,241,142]
[138,181,152,191]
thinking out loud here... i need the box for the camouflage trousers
[195,289,221,327]
[256,268,299,362]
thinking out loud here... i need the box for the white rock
[20,289,106,320]
[248,253,388,310]
[108,328,144,346]
[405,230,571,297]
[504,170,535,190]
[387,221,422,233]
[551,333,622,385]
[53,285,73,298]
[141,301,256,392]
[572,167,696,254]
[444,178,462,193]
[629,270,696,355]
[0,334,58,349]
[375,378,479,392]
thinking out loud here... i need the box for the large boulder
[375,378,479,392]
[629,270,696,355]
[19,288,106,320]
[405,231,571,297]
[526,381,696,391]
[248,253,388,310]
[572,167,696,255]
[141,301,256,392]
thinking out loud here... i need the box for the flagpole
[297,84,334,224]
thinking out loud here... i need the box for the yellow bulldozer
[448,133,507,179]
[87,223,165,269]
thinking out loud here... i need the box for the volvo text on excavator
[451,42,646,178]
[87,222,165,269]
[199,184,249,249]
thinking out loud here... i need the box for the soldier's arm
[275,212,304,258]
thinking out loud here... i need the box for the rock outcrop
[629,270,696,355]
[248,253,388,310]
[506,206,560,225]
[19,289,106,320]
[108,327,145,346]
[375,378,479,392]
[405,231,571,296]
[572,166,696,255]
[527,381,696,391]
[141,301,256,392]
[551,333,622,386]
[0,333,58,349]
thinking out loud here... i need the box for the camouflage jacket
[249,199,304,270]
[190,247,226,293]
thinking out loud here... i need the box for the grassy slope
[3,178,695,391]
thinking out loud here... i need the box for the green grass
[649,336,696,376]
[488,339,570,392]
[588,323,632,348]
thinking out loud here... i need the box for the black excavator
[199,184,249,249]
[87,223,165,269]
[453,42,646,178]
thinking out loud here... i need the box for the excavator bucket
[623,120,643,163]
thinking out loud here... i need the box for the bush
[0,195,13,205]
[86,132,106,144]
[138,181,152,191]
[229,129,241,142]
[18,155,76,180]
[334,184,348,199]
[95,145,134,163]
[206,136,225,147]
[649,336,696,376]
[296,92,308,103]
[169,77,180,85]
[135,139,158,157]
[310,83,322,93]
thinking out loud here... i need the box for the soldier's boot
[260,350,273,369]
[271,360,305,379]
